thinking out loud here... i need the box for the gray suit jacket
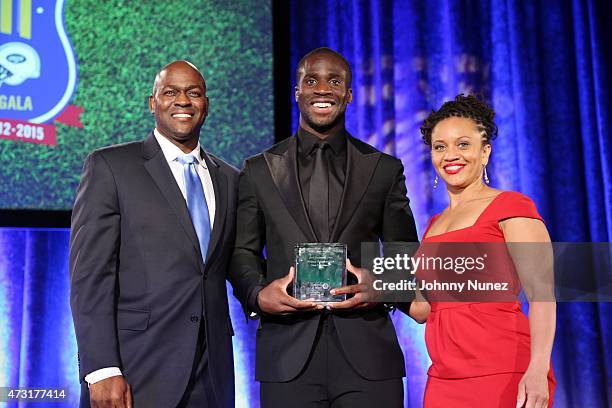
[70,132,237,407]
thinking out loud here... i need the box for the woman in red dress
[409,95,556,408]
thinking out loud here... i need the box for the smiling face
[295,51,352,137]
[431,116,491,189]
[149,61,208,150]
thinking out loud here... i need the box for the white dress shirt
[153,128,216,227]
[85,129,216,385]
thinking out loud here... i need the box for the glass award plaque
[294,243,347,302]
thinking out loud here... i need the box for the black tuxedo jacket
[230,133,418,382]
[70,133,238,408]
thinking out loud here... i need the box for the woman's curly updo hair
[420,94,498,146]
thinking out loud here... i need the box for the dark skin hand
[89,376,132,408]
[257,267,324,314]
[328,259,379,310]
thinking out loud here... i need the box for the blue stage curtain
[0,230,79,407]
[289,0,611,407]
[0,229,258,407]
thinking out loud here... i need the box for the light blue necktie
[177,154,211,262]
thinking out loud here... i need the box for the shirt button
[190,314,199,323]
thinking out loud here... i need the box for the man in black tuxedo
[230,48,418,407]
[70,61,237,408]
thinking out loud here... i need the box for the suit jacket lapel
[202,150,226,268]
[142,133,201,256]
[263,136,317,242]
[331,135,381,241]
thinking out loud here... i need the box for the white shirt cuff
[85,367,123,384]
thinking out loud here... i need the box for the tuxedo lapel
[263,137,317,242]
[331,136,381,241]
[202,151,226,268]
[142,133,201,257]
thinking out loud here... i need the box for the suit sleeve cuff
[85,367,123,384]
[247,284,266,317]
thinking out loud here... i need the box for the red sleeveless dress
[421,191,556,408]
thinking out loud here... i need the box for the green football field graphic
[0,0,273,210]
